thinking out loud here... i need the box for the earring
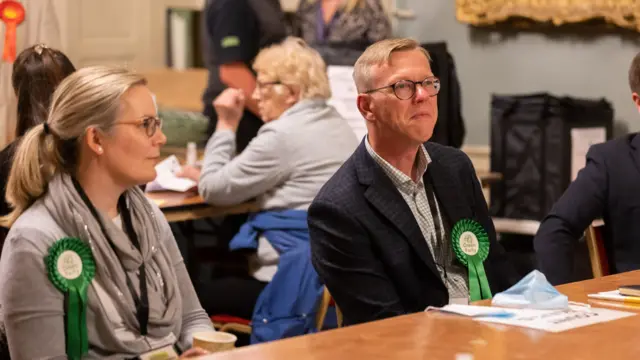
[97,146,103,154]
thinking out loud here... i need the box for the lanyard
[72,178,149,336]
[315,2,340,42]
[424,178,449,280]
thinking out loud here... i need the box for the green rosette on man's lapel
[44,237,96,360]
[451,219,491,302]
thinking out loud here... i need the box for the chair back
[316,287,343,331]
[585,219,609,278]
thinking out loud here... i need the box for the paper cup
[192,331,237,353]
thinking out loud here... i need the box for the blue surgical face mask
[491,270,569,310]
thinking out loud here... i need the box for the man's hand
[214,88,245,132]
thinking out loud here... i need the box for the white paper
[587,290,640,302]
[146,155,197,193]
[571,127,606,181]
[326,66,367,141]
[428,304,635,333]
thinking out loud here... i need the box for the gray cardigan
[198,98,359,281]
[0,199,213,359]
[199,98,359,209]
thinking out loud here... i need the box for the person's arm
[219,63,259,116]
[364,0,392,43]
[461,154,518,292]
[151,204,214,351]
[1,229,67,359]
[198,127,290,206]
[308,199,405,325]
[533,146,608,285]
[207,0,260,116]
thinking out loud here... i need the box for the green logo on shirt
[221,36,240,48]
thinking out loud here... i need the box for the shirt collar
[365,136,431,188]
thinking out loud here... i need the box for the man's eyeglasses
[115,116,163,137]
[364,76,441,100]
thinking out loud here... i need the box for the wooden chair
[211,286,342,335]
[315,287,343,330]
[584,219,609,278]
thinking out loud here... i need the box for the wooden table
[146,191,260,223]
[203,271,640,359]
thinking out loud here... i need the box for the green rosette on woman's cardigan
[451,219,491,301]
[45,237,96,360]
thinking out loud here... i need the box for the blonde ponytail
[0,123,61,227]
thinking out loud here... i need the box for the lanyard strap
[424,178,449,280]
[72,178,149,336]
[315,2,340,42]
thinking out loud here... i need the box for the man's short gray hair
[353,38,431,92]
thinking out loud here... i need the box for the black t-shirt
[201,0,286,150]
[0,140,17,219]
[202,0,258,104]
[201,0,286,105]
[0,140,17,244]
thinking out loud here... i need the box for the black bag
[490,93,614,221]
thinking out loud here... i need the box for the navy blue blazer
[308,140,517,326]
[534,133,640,285]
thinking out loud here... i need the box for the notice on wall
[570,127,607,181]
[327,66,367,141]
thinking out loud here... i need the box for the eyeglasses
[115,116,163,137]
[364,76,441,100]
[256,81,282,91]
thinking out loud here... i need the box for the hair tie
[43,122,51,135]
[34,43,48,55]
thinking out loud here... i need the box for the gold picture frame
[456,0,640,31]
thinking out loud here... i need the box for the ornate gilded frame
[456,1,640,31]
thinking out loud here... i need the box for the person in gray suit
[178,37,359,321]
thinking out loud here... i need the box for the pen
[587,294,640,304]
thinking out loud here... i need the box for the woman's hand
[175,165,201,183]
[179,347,210,358]
[214,88,245,132]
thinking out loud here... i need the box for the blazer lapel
[424,156,474,233]
[628,134,640,177]
[364,179,441,278]
[354,143,441,279]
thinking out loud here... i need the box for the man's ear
[633,92,640,110]
[357,94,376,123]
[84,127,105,155]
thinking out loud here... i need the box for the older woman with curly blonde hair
[178,36,358,343]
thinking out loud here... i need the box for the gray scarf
[43,173,182,356]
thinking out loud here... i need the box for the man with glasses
[307,38,517,326]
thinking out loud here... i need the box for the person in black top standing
[0,44,76,242]
[201,0,287,152]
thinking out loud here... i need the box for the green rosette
[451,219,491,302]
[44,237,96,360]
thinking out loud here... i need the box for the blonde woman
[0,66,213,359]
[178,37,358,343]
[296,0,391,46]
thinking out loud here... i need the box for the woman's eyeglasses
[364,76,441,100]
[255,81,283,94]
[115,116,163,137]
